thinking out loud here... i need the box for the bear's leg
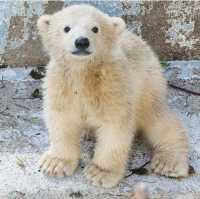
[84,123,134,187]
[39,111,81,177]
[144,110,189,177]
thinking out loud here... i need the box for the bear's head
[37,5,126,64]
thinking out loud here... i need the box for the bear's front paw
[39,151,78,177]
[150,152,188,178]
[83,163,123,188]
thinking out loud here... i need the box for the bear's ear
[111,17,126,35]
[37,15,51,34]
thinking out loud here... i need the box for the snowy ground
[0,61,199,199]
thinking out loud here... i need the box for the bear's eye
[64,26,71,33]
[91,26,98,33]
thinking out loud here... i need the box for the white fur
[38,5,189,188]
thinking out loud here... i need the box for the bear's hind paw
[150,153,188,178]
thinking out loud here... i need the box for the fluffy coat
[38,5,189,188]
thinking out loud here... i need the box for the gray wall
[0,1,200,67]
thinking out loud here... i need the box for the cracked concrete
[0,61,200,199]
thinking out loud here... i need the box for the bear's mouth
[72,50,91,56]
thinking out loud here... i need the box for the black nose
[75,37,90,50]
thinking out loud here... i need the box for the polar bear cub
[37,4,189,188]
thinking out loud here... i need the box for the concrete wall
[0,1,200,67]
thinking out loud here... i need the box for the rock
[29,67,46,80]
[0,62,199,199]
[165,61,200,95]
[31,88,43,99]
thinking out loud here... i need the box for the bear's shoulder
[117,30,159,67]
